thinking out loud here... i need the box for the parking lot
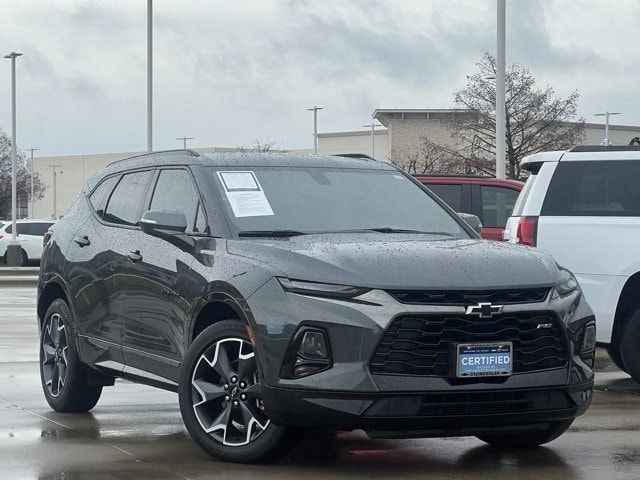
[0,285,638,480]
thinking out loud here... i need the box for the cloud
[0,0,638,156]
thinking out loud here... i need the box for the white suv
[505,145,640,382]
[0,219,56,266]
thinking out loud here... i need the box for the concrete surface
[0,285,639,480]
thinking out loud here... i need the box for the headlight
[278,278,370,299]
[552,269,580,299]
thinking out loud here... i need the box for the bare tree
[235,138,280,153]
[397,139,460,174]
[424,53,585,179]
[0,130,46,218]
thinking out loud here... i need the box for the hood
[227,233,563,290]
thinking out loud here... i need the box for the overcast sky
[1,0,639,156]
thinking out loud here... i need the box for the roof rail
[333,153,376,161]
[569,145,640,152]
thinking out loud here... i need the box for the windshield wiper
[365,227,454,236]
[238,229,308,238]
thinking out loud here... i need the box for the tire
[619,304,640,384]
[179,320,302,463]
[477,419,573,448]
[607,343,628,373]
[39,299,103,412]
[19,249,28,266]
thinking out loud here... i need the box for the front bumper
[262,381,593,436]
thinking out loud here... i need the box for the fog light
[299,331,328,359]
[582,324,597,353]
[280,327,332,379]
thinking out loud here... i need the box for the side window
[194,203,207,233]
[542,161,640,216]
[90,175,120,218]
[31,223,54,236]
[148,169,204,233]
[103,171,153,226]
[426,184,463,212]
[480,186,519,228]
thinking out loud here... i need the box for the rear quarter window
[541,160,640,216]
[425,184,463,211]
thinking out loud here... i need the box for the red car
[415,175,524,241]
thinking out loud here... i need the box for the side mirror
[140,209,194,250]
[457,212,483,236]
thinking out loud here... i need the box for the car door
[472,185,519,241]
[69,171,153,370]
[122,167,206,384]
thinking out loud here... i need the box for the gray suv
[37,150,595,463]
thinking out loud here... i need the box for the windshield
[209,166,468,238]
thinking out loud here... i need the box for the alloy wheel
[191,338,270,447]
[42,313,69,398]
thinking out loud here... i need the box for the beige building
[29,108,640,220]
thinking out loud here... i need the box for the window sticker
[217,171,274,217]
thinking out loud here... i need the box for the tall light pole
[495,0,506,179]
[307,106,323,154]
[26,147,38,217]
[49,165,60,219]
[147,0,153,152]
[362,123,382,158]
[176,136,194,149]
[4,51,23,265]
[594,111,621,146]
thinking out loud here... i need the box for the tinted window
[104,171,152,226]
[148,169,204,233]
[542,161,640,216]
[426,184,463,211]
[90,175,120,218]
[211,167,467,237]
[480,186,519,228]
[4,223,27,235]
[21,223,53,236]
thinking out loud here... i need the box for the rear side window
[426,184,463,212]
[148,169,205,233]
[90,175,120,218]
[4,223,27,235]
[511,173,537,217]
[480,186,519,228]
[21,223,53,236]
[542,161,640,216]
[104,170,153,226]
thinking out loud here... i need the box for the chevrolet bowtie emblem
[465,302,503,318]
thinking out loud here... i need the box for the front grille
[370,312,567,376]
[386,288,550,305]
[363,390,573,417]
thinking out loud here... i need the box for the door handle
[73,235,90,247]
[127,250,143,263]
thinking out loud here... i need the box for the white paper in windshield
[217,171,274,217]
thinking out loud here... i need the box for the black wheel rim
[191,338,270,446]
[42,313,68,398]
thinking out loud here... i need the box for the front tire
[620,304,640,383]
[179,320,301,463]
[39,299,102,412]
[477,419,573,447]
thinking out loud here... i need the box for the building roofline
[317,129,387,138]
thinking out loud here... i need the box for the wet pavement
[1,286,639,479]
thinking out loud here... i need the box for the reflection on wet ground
[1,286,639,480]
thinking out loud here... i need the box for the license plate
[456,342,512,378]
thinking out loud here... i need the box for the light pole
[594,111,621,146]
[147,0,153,152]
[26,147,38,217]
[49,165,61,219]
[495,0,506,179]
[362,123,382,158]
[4,51,23,266]
[306,106,323,154]
[176,136,194,149]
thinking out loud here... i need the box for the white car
[505,145,640,382]
[0,219,56,266]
